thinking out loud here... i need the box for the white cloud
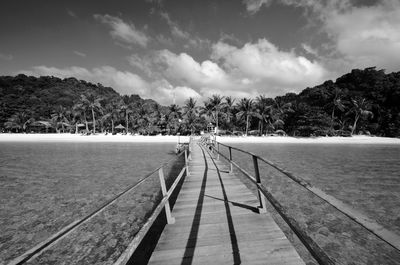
[159,12,210,49]
[279,0,400,72]
[18,65,200,105]
[151,81,202,105]
[156,50,233,90]
[67,9,77,18]
[160,12,190,40]
[133,40,327,99]
[73,51,87,57]
[324,0,400,71]
[242,0,272,14]
[301,43,318,56]
[94,14,149,47]
[20,66,149,96]
[212,39,327,89]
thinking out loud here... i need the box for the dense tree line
[0,67,399,137]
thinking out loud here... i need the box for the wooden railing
[201,136,400,264]
[9,141,191,265]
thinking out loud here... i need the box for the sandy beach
[216,135,400,144]
[0,133,399,144]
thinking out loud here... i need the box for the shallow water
[0,142,177,264]
[227,143,400,234]
[216,143,400,264]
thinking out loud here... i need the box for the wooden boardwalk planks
[148,141,305,265]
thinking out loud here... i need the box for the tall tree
[208,94,224,133]
[79,93,103,134]
[326,87,346,129]
[183,97,199,134]
[221,96,236,131]
[132,103,149,134]
[103,98,122,134]
[270,98,293,131]
[148,103,162,128]
[167,104,182,134]
[236,98,256,136]
[255,95,274,135]
[120,102,133,133]
[72,102,88,132]
[51,105,70,133]
[4,111,34,133]
[348,97,373,135]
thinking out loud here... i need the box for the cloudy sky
[1,0,399,105]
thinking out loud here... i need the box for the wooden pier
[148,141,305,264]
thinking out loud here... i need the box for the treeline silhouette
[0,67,399,137]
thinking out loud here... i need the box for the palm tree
[200,101,213,120]
[208,94,224,133]
[348,97,373,135]
[168,104,182,134]
[103,98,122,134]
[147,103,163,134]
[236,98,256,136]
[148,103,162,127]
[120,102,133,133]
[51,105,70,133]
[79,93,103,134]
[183,97,198,117]
[183,98,199,134]
[5,111,34,133]
[133,103,149,134]
[222,96,236,131]
[269,98,293,131]
[255,95,273,135]
[72,102,88,132]
[326,87,346,129]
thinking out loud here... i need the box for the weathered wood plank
[146,141,305,265]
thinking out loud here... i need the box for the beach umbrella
[275,129,287,136]
[31,121,52,128]
[61,122,72,127]
[115,124,125,130]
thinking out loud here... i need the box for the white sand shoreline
[216,135,400,144]
[0,133,399,144]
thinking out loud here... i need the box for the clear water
[1,141,400,264]
[225,143,400,235]
[0,142,177,263]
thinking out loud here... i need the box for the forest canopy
[0,67,399,137]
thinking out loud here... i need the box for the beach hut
[115,124,126,134]
[75,123,85,134]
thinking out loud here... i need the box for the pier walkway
[148,141,304,264]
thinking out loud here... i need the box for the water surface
[228,143,400,235]
[0,142,177,264]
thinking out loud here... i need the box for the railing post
[252,155,267,213]
[185,149,189,175]
[229,146,233,173]
[158,167,175,224]
[217,142,220,160]
[188,142,192,160]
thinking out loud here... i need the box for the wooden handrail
[115,164,187,265]
[9,144,190,265]
[207,138,400,252]
[201,138,336,264]
[115,140,191,265]
[201,136,400,264]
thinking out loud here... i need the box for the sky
[1,0,399,105]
